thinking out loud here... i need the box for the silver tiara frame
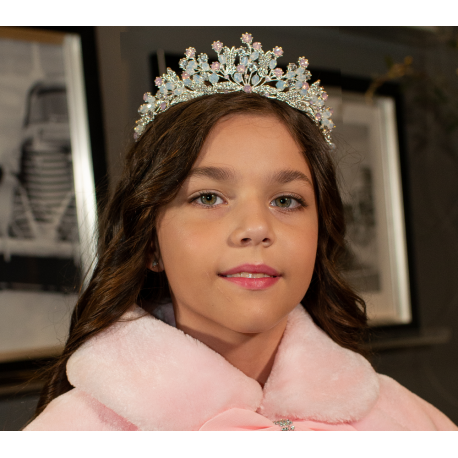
[134,32,335,144]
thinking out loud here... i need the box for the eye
[193,192,225,207]
[271,195,305,211]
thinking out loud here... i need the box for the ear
[147,240,164,272]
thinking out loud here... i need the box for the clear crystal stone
[138,103,151,114]
[201,62,210,71]
[250,51,259,60]
[209,73,219,84]
[241,56,248,66]
[219,55,227,64]
[322,118,333,130]
[269,59,277,69]
[144,94,155,103]
[276,80,285,90]
[252,74,260,85]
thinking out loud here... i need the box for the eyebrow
[188,166,313,187]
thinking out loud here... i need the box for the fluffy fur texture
[25,304,457,431]
[258,305,380,423]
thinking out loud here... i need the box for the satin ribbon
[199,408,357,431]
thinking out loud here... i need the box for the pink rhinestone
[237,64,246,72]
[242,33,253,44]
[212,41,223,52]
[182,72,190,80]
[302,82,309,90]
[253,42,262,50]
[160,102,167,111]
[185,47,196,58]
[315,113,322,121]
[133,132,139,141]
[155,77,163,86]
[274,68,283,78]
[243,85,252,93]
[273,46,284,57]
[322,92,328,101]
[328,108,334,115]
[299,58,309,68]
[211,62,220,71]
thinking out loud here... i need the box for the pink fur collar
[67,304,379,430]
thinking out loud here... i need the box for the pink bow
[199,408,356,431]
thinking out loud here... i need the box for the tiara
[134,33,335,144]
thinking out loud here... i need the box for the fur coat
[25,304,457,431]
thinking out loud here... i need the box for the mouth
[219,272,276,278]
[219,263,280,277]
[218,264,281,290]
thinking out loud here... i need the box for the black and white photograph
[0,28,97,363]
[328,89,412,326]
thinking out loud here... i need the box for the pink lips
[218,263,281,290]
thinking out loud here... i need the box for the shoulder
[23,388,138,431]
[352,374,458,431]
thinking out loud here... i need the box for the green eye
[200,193,218,205]
[274,196,292,208]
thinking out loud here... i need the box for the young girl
[25,33,457,431]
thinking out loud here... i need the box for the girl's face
[155,114,318,336]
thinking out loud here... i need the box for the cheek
[158,213,221,280]
[283,218,319,284]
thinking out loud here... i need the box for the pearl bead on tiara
[134,32,335,145]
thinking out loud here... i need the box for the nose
[228,199,275,248]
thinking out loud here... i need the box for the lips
[219,263,280,277]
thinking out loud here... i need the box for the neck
[173,306,288,387]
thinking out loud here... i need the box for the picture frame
[309,69,415,328]
[0,27,105,377]
[327,91,411,326]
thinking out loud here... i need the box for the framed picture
[307,68,414,328]
[328,89,411,326]
[0,27,103,368]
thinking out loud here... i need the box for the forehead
[193,114,311,178]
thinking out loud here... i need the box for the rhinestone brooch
[273,419,295,431]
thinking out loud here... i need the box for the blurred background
[1,26,458,430]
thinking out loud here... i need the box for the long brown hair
[32,92,367,419]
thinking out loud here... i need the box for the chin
[221,305,290,335]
